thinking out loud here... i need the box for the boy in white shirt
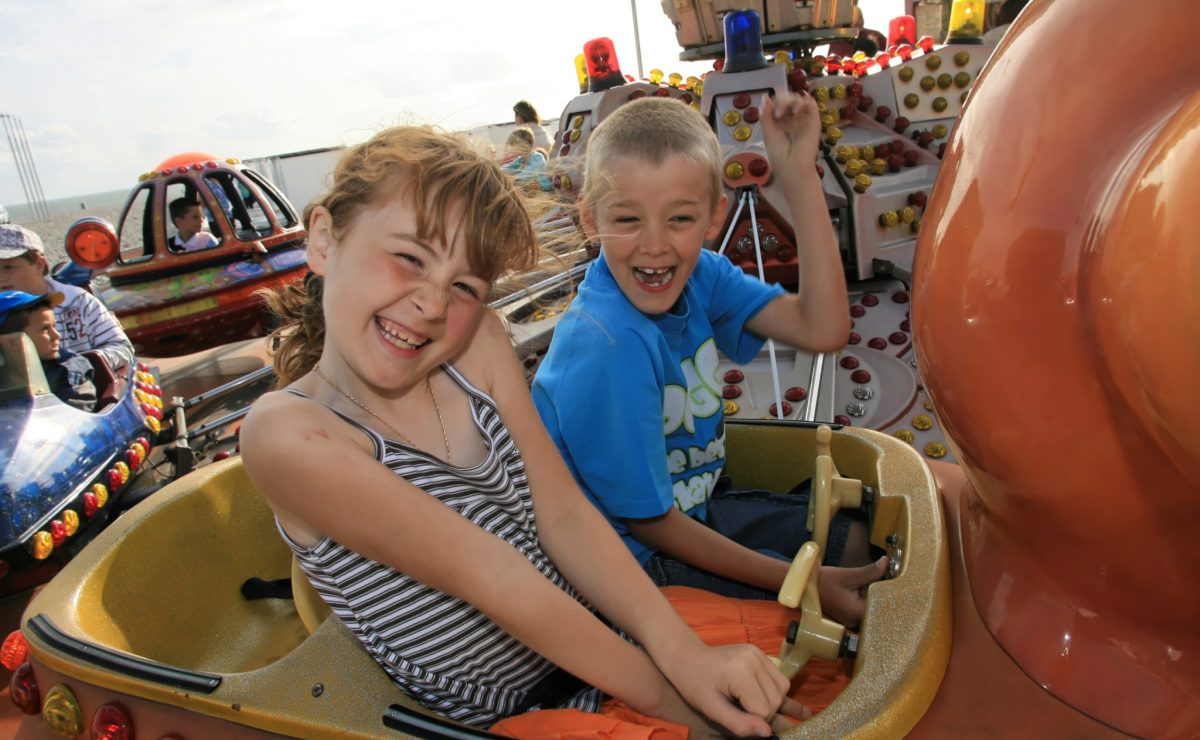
[168,198,219,253]
[0,223,134,371]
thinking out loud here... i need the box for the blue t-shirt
[532,250,784,564]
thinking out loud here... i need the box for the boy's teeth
[634,267,674,286]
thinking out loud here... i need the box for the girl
[240,126,804,737]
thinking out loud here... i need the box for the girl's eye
[671,214,696,224]
[454,282,481,299]
[398,253,423,268]
[614,216,639,224]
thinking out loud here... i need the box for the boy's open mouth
[376,316,429,350]
[633,266,675,290]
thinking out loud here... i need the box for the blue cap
[0,290,64,328]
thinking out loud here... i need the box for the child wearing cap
[0,224,133,371]
[0,290,97,411]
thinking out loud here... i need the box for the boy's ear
[577,197,599,241]
[306,206,334,277]
[704,192,730,242]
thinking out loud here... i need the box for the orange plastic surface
[911,0,1200,736]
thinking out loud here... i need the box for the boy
[168,197,219,253]
[0,290,96,411]
[0,224,133,372]
[532,94,885,627]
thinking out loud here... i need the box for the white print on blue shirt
[663,338,726,514]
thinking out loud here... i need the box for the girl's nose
[412,282,449,320]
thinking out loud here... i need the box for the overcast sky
[0,0,902,204]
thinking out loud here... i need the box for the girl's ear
[306,206,334,277]
[704,192,730,242]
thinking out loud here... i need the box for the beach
[8,195,126,267]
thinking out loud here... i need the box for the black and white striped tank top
[277,364,603,727]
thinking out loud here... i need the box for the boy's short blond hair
[581,97,722,209]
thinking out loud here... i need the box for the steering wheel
[807,426,864,553]
[773,541,847,679]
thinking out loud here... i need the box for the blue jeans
[642,478,861,600]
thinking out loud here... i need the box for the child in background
[513,99,554,152]
[241,126,806,737]
[0,223,134,373]
[532,95,886,628]
[500,128,553,192]
[0,290,96,411]
[168,197,220,252]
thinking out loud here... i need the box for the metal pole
[14,117,50,220]
[630,0,645,80]
[1,116,37,219]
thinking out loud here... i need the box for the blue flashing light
[723,10,768,73]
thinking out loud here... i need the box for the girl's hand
[761,91,823,175]
[660,641,796,737]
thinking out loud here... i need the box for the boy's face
[582,154,727,315]
[174,205,205,238]
[24,307,60,360]
[0,254,49,294]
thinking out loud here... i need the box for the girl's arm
[241,390,729,733]
[745,92,851,352]
[466,314,789,737]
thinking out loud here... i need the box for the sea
[5,188,130,222]
[4,188,131,264]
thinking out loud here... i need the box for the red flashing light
[917,36,936,53]
[10,662,39,715]
[875,52,892,68]
[583,37,625,93]
[83,492,99,518]
[175,166,188,174]
[895,44,913,61]
[1,631,28,670]
[889,15,916,47]
[65,217,120,270]
[748,157,769,177]
[92,703,134,740]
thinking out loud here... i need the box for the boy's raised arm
[745,91,851,352]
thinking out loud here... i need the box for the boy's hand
[658,641,796,738]
[762,91,823,175]
[817,556,889,628]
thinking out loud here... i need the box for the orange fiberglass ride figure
[1,0,1196,737]
[62,153,307,357]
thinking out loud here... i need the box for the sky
[0,0,904,205]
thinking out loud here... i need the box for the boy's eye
[397,253,423,268]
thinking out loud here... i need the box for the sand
[14,203,125,267]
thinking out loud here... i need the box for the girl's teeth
[377,319,426,348]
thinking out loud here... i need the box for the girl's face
[308,192,490,393]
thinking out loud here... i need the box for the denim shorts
[642,477,862,600]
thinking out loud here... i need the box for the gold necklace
[313,363,451,463]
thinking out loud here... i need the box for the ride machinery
[2,0,1197,737]
[526,1,998,467]
[63,154,307,358]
